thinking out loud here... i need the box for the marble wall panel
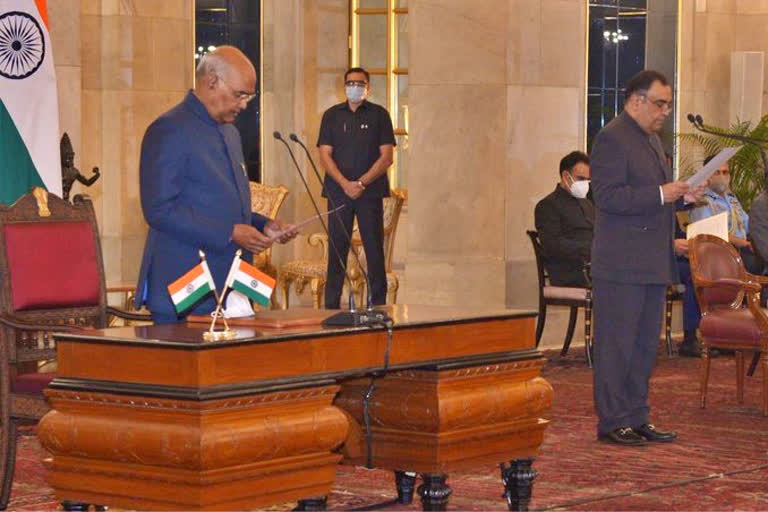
[153,17,192,92]
[407,83,506,259]
[703,0,738,12]
[409,0,507,85]
[538,0,586,88]
[118,0,189,19]
[507,0,540,86]
[736,0,768,13]
[404,257,506,306]
[56,66,83,173]
[49,0,81,67]
[80,14,102,89]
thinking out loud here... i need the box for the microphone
[272,131,359,317]
[288,133,390,325]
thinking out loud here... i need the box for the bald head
[194,45,257,124]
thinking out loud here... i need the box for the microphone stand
[687,113,768,185]
[289,133,390,324]
[273,132,358,317]
[274,132,385,326]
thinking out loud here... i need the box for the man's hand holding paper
[264,219,299,244]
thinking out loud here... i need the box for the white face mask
[710,177,729,195]
[569,176,590,199]
[345,85,367,104]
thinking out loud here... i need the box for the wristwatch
[357,180,365,189]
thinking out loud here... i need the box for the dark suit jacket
[134,91,269,318]
[748,191,768,262]
[590,111,677,285]
[534,185,595,286]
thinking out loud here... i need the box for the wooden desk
[38,305,553,511]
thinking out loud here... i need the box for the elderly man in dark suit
[590,70,704,446]
[535,151,594,287]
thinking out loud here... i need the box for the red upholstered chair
[0,189,148,508]
[689,234,768,416]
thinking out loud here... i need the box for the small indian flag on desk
[224,256,275,307]
[167,261,216,314]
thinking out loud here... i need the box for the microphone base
[322,308,392,327]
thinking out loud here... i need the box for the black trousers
[324,195,386,309]
[592,278,666,436]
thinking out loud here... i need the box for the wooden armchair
[278,189,406,309]
[0,189,148,508]
[689,234,768,416]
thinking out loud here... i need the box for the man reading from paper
[134,46,297,324]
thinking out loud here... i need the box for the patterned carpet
[11,349,768,511]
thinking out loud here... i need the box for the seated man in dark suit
[534,151,595,287]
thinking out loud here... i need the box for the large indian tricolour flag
[0,0,61,205]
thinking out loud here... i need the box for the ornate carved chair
[0,189,148,508]
[689,234,768,416]
[527,230,593,366]
[250,182,289,309]
[278,189,406,309]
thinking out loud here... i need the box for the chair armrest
[697,277,762,293]
[746,272,768,285]
[308,233,329,252]
[106,306,152,322]
[0,314,85,332]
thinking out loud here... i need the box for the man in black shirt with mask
[317,67,396,308]
[534,151,595,287]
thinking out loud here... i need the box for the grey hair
[195,52,230,80]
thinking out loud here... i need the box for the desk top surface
[55,305,536,350]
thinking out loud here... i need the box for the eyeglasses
[345,80,368,87]
[217,74,257,104]
[641,94,673,112]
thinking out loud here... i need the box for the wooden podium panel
[38,305,552,511]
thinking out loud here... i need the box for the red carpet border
[11,351,768,510]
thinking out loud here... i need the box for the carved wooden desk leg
[501,458,538,511]
[395,470,417,504]
[417,473,452,511]
[294,496,327,510]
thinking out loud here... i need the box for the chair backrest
[351,189,406,272]
[0,189,108,363]
[689,234,746,310]
[250,182,289,219]
[526,230,549,291]
[249,182,289,271]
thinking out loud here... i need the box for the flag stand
[202,250,236,342]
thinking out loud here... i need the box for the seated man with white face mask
[534,151,595,287]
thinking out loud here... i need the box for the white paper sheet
[686,211,729,242]
[685,146,742,187]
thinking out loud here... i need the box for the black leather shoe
[678,341,701,358]
[599,427,647,446]
[635,423,677,442]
